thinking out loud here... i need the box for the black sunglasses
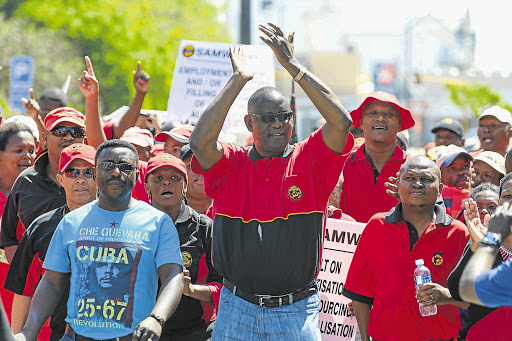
[248,111,293,123]
[98,161,135,173]
[50,126,86,138]
[64,168,94,179]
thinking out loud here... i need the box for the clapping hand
[258,23,296,69]
[463,198,488,252]
[229,46,253,81]
[133,61,150,94]
[78,56,99,98]
[385,172,400,200]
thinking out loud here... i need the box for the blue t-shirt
[43,200,183,339]
[475,258,512,308]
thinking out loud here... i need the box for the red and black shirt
[343,203,469,341]
[1,150,66,248]
[5,205,69,341]
[191,127,354,295]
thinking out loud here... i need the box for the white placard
[167,40,275,144]
[318,219,365,341]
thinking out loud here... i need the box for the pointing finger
[29,88,34,100]
[84,56,95,77]
[136,61,141,74]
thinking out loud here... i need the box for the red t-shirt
[132,161,149,204]
[340,144,409,223]
[343,204,469,341]
[441,185,470,220]
[103,121,115,139]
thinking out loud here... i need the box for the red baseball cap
[146,153,188,183]
[44,107,86,131]
[155,124,194,143]
[120,127,154,148]
[59,143,96,173]
[350,92,415,131]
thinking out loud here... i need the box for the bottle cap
[415,259,424,266]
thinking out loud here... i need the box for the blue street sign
[9,55,34,113]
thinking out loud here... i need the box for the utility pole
[240,0,251,44]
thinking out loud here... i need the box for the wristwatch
[479,232,502,247]
[150,313,166,327]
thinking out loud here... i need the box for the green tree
[14,0,230,114]
[446,82,512,118]
[0,13,84,117]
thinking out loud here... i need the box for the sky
[220,0,512,73]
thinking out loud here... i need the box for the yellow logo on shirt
[287,186,303,201]
[181,251,192,267]
[432,251,445,267]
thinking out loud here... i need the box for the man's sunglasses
[50,126,86,138]
[98,161,135,173]
[248,111,293,123]
[64,168,94,179]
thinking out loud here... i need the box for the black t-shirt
[5,205,70,341]
[162,202,221,337]
[447,243,502,339]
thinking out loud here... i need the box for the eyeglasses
[248,111,293,123]
[64,168,94,179]
[50,127,86,138]
[98,161,135,173]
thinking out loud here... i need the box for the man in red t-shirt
[343,156,469,341]
[340,91,415,223]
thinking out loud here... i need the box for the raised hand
[78,56,99,98]
[21,88,41,120]
[133,61,150,94]
[463,198,487,252]
[229,46,253,81]
[258,22,296,69]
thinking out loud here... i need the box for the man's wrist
[149,313,166,327]
[479,232,503,247]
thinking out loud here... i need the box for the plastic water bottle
[413,259,437,316]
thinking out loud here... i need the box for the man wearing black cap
[431,118,464,147]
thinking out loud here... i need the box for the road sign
[9,56,34,114]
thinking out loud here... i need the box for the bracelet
[149,313,166,327]
[293,65,307,82]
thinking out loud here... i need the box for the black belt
[65,324,132,341]
[223,279,317,308]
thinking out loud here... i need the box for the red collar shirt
[340,144,409,223]
[343,203,469,341]
[191,127,354,295]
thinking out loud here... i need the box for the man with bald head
[190,23,352,340]
[343,156,469,341]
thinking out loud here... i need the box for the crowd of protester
[1,22,512,341]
